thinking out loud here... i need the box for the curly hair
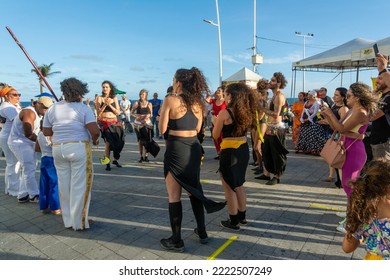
[174,67,209,111]
[225,83,259,137]
[345,159,390,239]
[273,72,287,89]
[349,82,379,116]
[60,78,89,102]
[101,80,116,98]
[256,79,268,93]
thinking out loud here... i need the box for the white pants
[8,140,38,199]
[0,136,21,196]
[53,141,93,230]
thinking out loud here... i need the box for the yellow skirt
[364,252,384,260]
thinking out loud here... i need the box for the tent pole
[356,61,360,82]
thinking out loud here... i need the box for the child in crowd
[342,159,390,260]
[35,120,61,214]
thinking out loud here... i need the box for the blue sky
[1,0,390,102]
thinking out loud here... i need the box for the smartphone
[373,43,379,56]
[320,99,329,108]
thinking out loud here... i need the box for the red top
[209,99,227,116]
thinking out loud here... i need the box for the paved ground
[0,130,365,260]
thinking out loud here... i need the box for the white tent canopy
[224,67,262,82]
[292,38,376,71]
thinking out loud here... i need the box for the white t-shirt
[43,100,96,143]
[120,99,131,112]
[0,102,21,137]
[8,106,41,144]
[37,131,53,157]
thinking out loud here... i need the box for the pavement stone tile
[0,132,366,260]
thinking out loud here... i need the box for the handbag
[320,131,361,169]
[145,140,160,157]
[144,128,160,157]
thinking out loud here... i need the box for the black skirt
[219,142,249,190]
[262,128,289,176]
[164,135,225,213]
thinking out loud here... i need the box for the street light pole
[203,0,223,86]
[295,31,313,92]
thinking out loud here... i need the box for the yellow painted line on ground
[310,203,345,212]
[207,235,238,260]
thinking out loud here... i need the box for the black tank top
[136,103,151,115]
[100,101,115,113]
[168,109,198,131]
[331,104,343,120]
[222,109,246,138]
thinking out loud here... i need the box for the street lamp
[203,0,222,86]
[295,31,314,92]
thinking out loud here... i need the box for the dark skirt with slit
[164,135,225,213]
[261,128,289,176]
[100,122,125,160]
[219,142,249,191]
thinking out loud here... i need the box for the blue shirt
[149,98,162,116]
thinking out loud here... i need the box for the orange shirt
[292,101,304,128]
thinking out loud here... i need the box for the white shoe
[336,223,346,234]
[335,212,346,218]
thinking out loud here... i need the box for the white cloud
[130,66,145,72]
[222,54,240,63]
[263,53,302,65]
[67,54,104,61]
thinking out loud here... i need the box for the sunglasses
[9,93,21,97]
[346,94,354,99]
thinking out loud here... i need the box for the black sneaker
[138,157,143,163]
[105,164,111,171]
[112,160,122,168]
[29,195,39,203]
[239,219,248,225]
[255,174,271,180]
[194,228,209,244]
[160,237,185,252]
[18,194,29,203]
[143,156,149,162]
[220,219,240,231]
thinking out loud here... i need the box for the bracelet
[379,69,388,75]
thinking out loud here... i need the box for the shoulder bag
[320,131,361,169]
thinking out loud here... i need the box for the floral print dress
[354,218,390,259]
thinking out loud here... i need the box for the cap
[37,96,53,108]
[0,87,15,97]
[308,90,317,96]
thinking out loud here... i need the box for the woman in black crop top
[131,89,153,162]
[158,67,226,252]
[212,83,259,231]
[95,80,124,171]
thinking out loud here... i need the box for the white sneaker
[335,212,346,218]
[336,223,346,234]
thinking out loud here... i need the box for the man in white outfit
[8,96,53,203]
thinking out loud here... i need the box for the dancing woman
[158,67,225,252]
[213,83,258,230]
[131,89,153,162]
[95,81,124,171]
